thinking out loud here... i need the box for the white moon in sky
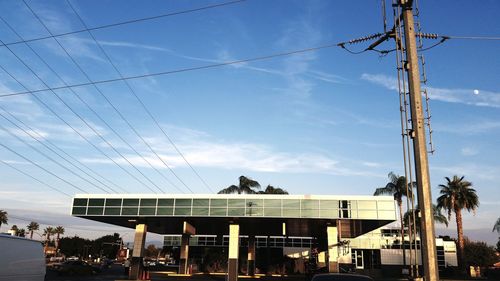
[473,89,479,95]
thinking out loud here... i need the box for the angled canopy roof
[72,194,396,239]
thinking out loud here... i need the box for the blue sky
[0,0,498,244]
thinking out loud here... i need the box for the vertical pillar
[247,236,255,276]
[129,224,147,280]
[179,234,190,274]
[327,226,339,273]
[228,224,240,281]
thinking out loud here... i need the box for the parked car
[0,234,46,281]
[312,273,374,281]
[52,260,97,275]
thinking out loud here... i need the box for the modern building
[71,193,397,280]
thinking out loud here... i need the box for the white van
[0,234,46,281]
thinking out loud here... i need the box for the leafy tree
[436,175,479,270]
[374,172,414,261]
[463,238,498,267]
[404,204,448,231]
[10,224,19,235]
[17,228,26,237]
[27,221,40,239]
[218,176,261,194]
[0,210,8,230]
[259,185,289,194]
[144,244,159,258]
[496,239,500,253]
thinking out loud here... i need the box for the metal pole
[400,1,439,280]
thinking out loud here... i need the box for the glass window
[105,199,122,207]
[357,210,377,219]
[157,207,173,216]
[72,206,86,215]
[264,208,281,217]
[140,199,157,207]
[210,208,227,216]
[228,208,245,216]
[228,199,245,208]
[282,199,300,208]
[210,199,227,207]
[357,201,377,210]
[264,199,281,208]
[246,199,263,208]
[320,200,339,209]
[192,199,209,207]
[175,199,192,207]
[320,209,339,218]
[174,207,191,216]
[73,198,88,206]
[86,207,103,215]
[192,208,209,216]
[246,207,263,216]
[88,199,104,207]
[104,208,120,215]
[158,199,174,207]
[123,199,139,207]
[377,201,395,210]
[283,208,300,217]
[301,209,319,218]
[121,207,138,216]
[301,199,319,210]
[139,207,156,215]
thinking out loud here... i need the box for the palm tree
[436,175,479,270]
[493,218,500,233]
[403,204,448,231]
[259,185,289,194]
[0,210,8,230]
[54,226,65,252]
[27,221,40,239]
[43,226,54,247]
[218,176,261,194]
[17,228,26,237]
[374,173,414,235]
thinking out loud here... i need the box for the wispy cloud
[461,147,478,156]
[361,73,500,108]
[433,120,500,135]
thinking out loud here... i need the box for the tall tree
[43,226,55,247]
[54,226,65,252]
[374,172,414,247]
[0,210,8,230]
[17,228,26,237]
[27,221,40,239]
[436,175,479,270]
[218,176,261,194]
[259,185,289,194]
[493,217,500,233]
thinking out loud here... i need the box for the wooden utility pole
[400,1,439,280]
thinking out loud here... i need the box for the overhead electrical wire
[22,0,178,194]
[0,113,113,194]
[0,15,182,194]
[67,0,209,193]
[0,160,71,197]
[0,0,246,48]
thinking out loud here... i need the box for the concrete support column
[228,224,240,281]
[327,226,339,273]
[179,234,190,274]
[129,224,147,280]
[247,236,255,276]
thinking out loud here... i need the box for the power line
[0,43,340,98]
[68,0,207,193]
[442,35,500,40]
[22,0,174,194]
[0,160,71,197]
[0,15,182,194]
[0,0,246,48]
[0,113,113,194]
